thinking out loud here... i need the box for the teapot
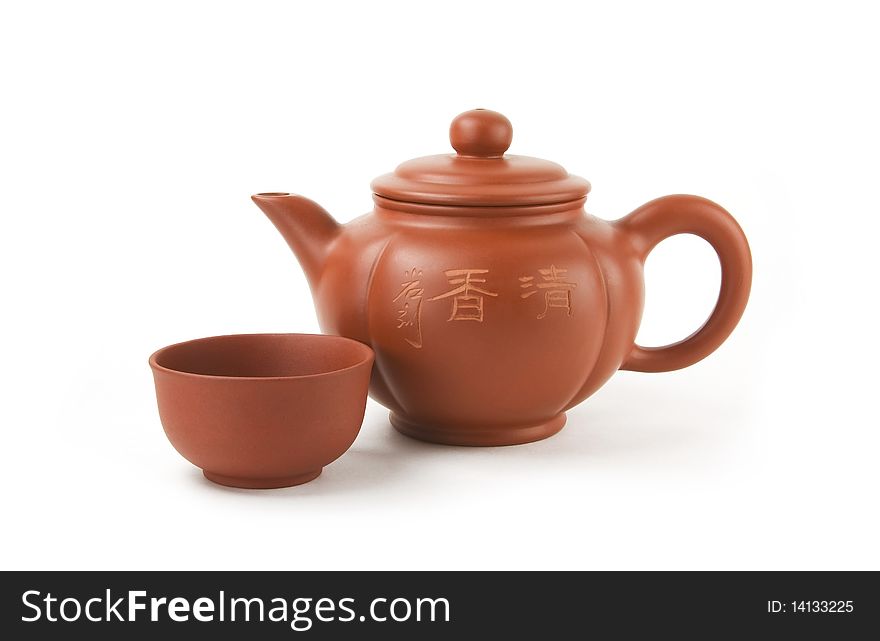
[252,109,752,446]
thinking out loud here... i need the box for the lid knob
[449,109,513,158]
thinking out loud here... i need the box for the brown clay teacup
[149,333,374,489]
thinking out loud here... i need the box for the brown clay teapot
[253,109,752,446]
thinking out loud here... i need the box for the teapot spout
[251,193,340,289]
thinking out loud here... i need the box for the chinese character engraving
[393,268,424,348]
[428,269,498,322]
[519,265,577,319]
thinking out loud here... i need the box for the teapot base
[389,412,566,447]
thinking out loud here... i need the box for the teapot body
[314,198,643,445]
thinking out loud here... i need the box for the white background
[1,0,878,570]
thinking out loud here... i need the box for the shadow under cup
[149,334,374,488]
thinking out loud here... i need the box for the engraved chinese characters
[393,268,424,348]
[519,265,577,319]
[395,265,577,348]
[428,269,498,322]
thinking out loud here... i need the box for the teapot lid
[370,109,591,207]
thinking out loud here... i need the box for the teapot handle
[616,194,752,372]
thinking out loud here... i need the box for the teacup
[149,333,374,488]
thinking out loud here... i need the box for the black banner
[1,571,876,638]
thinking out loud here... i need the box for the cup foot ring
[202,469,322,489]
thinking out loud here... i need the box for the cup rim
[149,333,374,382]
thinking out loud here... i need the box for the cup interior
[150,334,372,378]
